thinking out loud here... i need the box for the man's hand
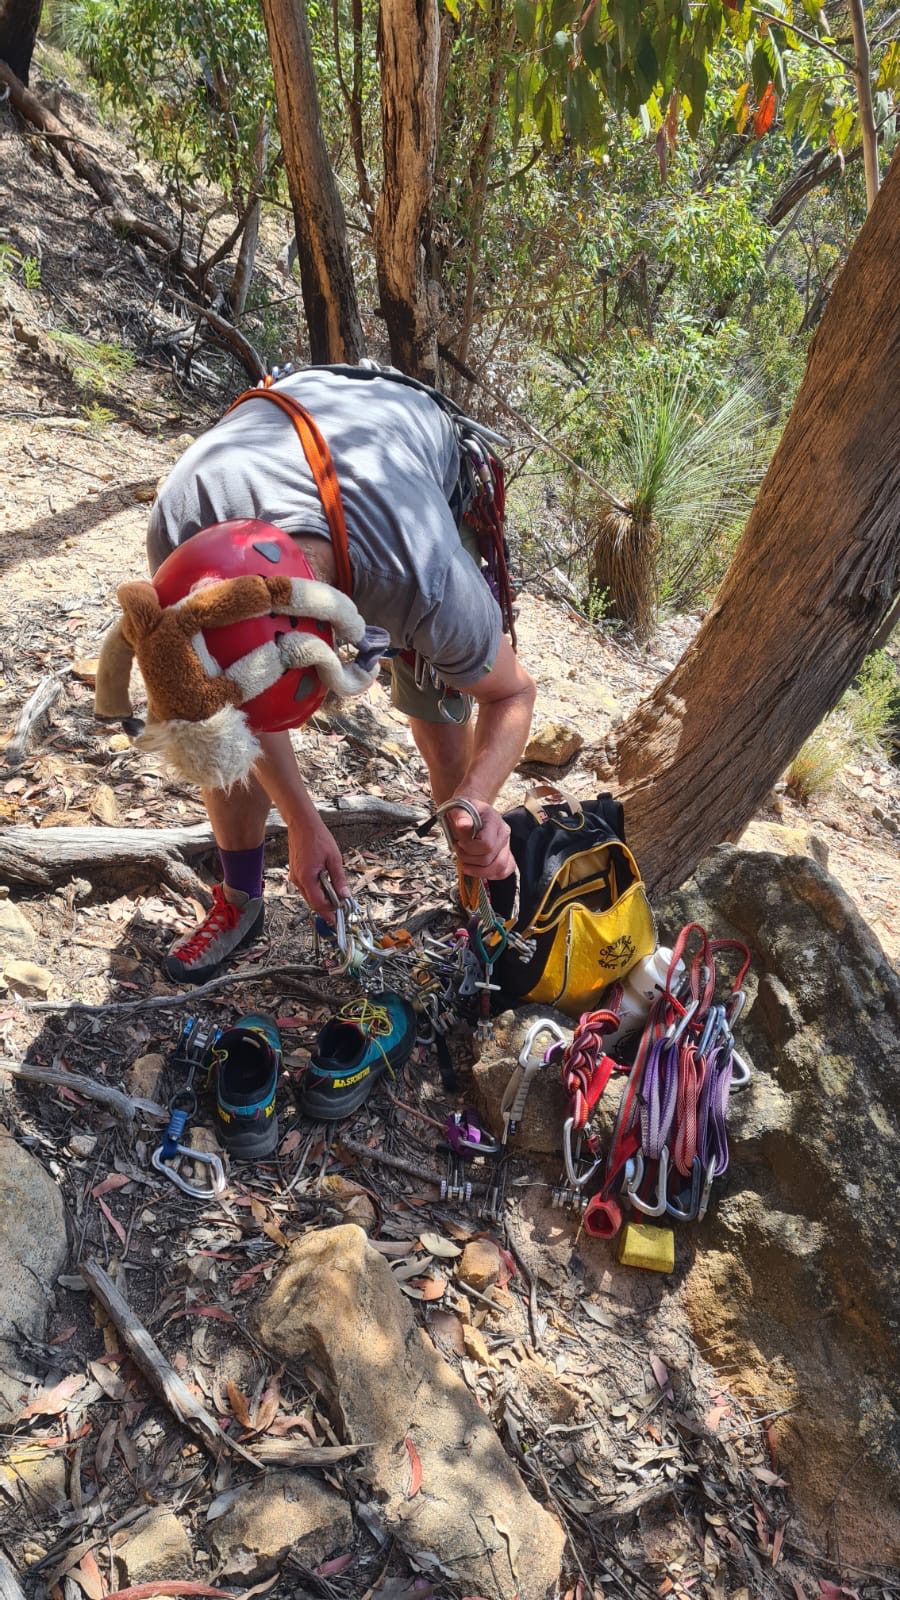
[287,817,349,918]
[444,798,515,880]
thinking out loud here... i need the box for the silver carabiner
[626,1146,670,1217]
[664,998,700,1045]
[501,1019,569,1143]
[697,1156,717,1221]
[430,796,483,850]
[562,1116,604,1190]
[152,1144,226,1201]
[729,1049,752,1089]
[519,1017,568,1069]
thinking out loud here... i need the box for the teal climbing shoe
[300,991,416,1121]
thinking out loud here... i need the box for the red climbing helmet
[152,520,331,732]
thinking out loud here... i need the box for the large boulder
[255,1224,565,1600]
[656,845,900,1563]
[0,1128,69,1418]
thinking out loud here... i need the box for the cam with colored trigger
[440,1109,506,1221]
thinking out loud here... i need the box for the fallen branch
[26,962,327,1015]
[0,798,421,888]
[3,673,65,769]
[0,1057,166,1122]
[167,291,264,382]
[81,1259,263,1470]
[248,1439,366,1467]
[0,1556,27,1600]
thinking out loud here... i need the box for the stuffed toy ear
[117,580,162,643]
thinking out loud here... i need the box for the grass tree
[589,369,764,640]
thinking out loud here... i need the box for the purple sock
[219,845,265,900]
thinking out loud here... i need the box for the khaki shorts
[389,519,482,725]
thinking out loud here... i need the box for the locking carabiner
[152,1139,226,1201]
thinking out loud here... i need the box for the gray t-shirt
[148,368,501,686]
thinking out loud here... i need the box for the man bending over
[137,365,536,984]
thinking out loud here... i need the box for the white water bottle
[603,946,683,1049]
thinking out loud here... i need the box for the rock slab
[256,1224,565,1599]
[523,721,584,767]
[658,845,900,1564]
[114,1510,193,1584]
[0,899,36,955]
[0,1128,69,1418]
[206,1471,351,1580]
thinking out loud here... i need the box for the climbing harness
[152,1018,227,1200]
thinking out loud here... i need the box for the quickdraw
[607,924,752,1232]
[152,1018,227,1201]
[551,1005,622,1215]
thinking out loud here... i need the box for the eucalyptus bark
[847,0,880,210]
[375,0,440,379]
[605,149,900,897]
[260,0,364,362]
[0,0,42,84]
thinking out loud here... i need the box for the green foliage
[786,723,848,800]
[843,650,900,751]
[787,649,899,799]
[59,0,275,203]
[47,330,134,393]
[81,401,116,431]
[585,363,766,628]
[502,0,896,162]
[0,243,42,289]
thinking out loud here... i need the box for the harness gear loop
[226,387,354,597]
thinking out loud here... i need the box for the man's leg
[164,775,270,984]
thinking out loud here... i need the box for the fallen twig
[81,1258,262,1470]
[100,1588,238,1600]
[0,1057,167,1122]
[248,1439,366,1467]
[26,962,328,1015]
[3,673,65,769]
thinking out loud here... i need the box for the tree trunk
[454,0,506,376]
[605,149,900,897]
[226,115,269,317]
[375,0,440,380]
[847,0,880,210]
[0,0,42,84]
[260,0,365,362]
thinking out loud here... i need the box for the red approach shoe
[164,885,265,985]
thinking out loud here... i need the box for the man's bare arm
[251,730,348,916]
[446,637,536,877]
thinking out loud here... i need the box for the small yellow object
[617,1222,675,1274]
